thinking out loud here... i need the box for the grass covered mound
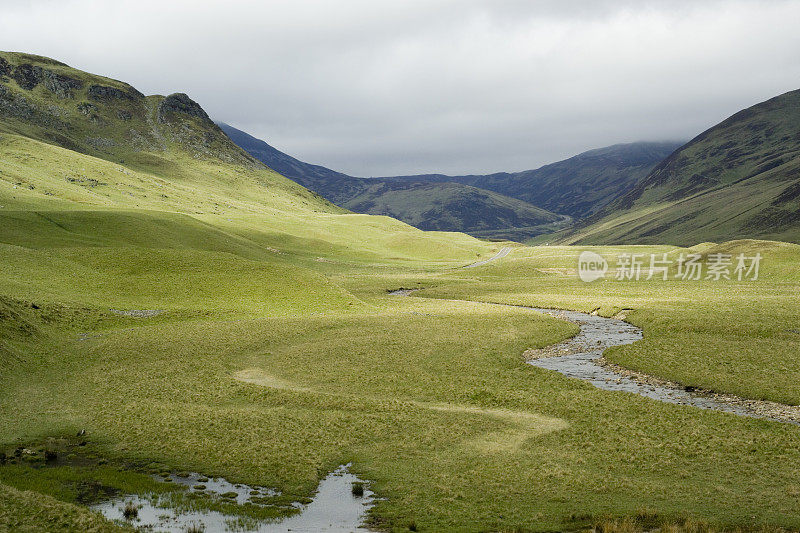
[0,482,119,533]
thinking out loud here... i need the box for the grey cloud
[1,0,799,175]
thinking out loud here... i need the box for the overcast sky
[2,0,800,176]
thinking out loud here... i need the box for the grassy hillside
[0,52,337,216]
[0,51,492,264]
[220,122,565,239]
[566,89,800,245]
[382,142,681,219]
[0,50,497,323]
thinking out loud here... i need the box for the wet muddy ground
[93,465,373,532]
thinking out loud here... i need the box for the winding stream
[391,289,800,424]
[93,286,799,530]
[525,308,800,424]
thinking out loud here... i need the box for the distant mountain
[379,142,682,219]
[343,180,565,235]
[220,124,680,240]
[219,122,565,238]
[566,89,800,245]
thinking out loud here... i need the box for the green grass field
[3,206,800,532]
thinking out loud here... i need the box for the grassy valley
[381,142,681,219]
[222,123,680,242]
[2,51,800,533]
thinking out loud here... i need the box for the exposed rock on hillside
[11,63,42,90]
[43,71,83,99]
[157,93,212,124]
[87,84,142,101]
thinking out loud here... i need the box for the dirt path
[233,368,568,452]
[464,246,511,268]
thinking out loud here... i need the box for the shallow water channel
[93,465,374,532]
[526,307,799,424]
[95,297,797,531]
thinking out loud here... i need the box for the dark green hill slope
[219,121,361,204]
[222,120,676,239]
[566,89,800,245]
[344,180,565,235]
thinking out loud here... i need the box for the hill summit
[0,51,340,216]
[0,52,258,169]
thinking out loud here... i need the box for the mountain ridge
[565,88,800,245]
[377,141,682,218]
[220,122,677,239]
[219,122,566,238]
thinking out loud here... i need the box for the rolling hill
[565,89,800,245]
[219,122,565,238]
[0,52,335,216]
[0,51,496,278]
[343,179,566,236]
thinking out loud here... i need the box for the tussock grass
[590,513,793,533]
[122,500,138,520]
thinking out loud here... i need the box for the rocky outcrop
[157,93,211,124]
[12,64,42,90]
[87,84,143,102]
[43,71,83,99]
[5,62,83,98]
[0,58,10,78]
[77,102,97,116]
[0,85,37,120]
[0,74,72,132]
